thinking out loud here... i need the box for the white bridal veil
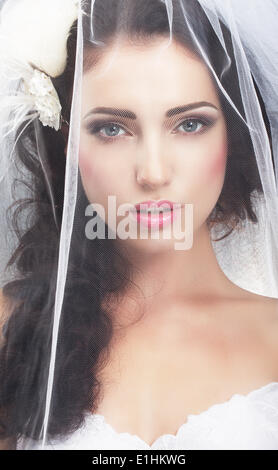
[0,0,277,449]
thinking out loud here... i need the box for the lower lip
[130,207,180,228]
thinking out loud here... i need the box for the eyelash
[86,116,215,142]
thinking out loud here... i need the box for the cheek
[203,142,227,183]
[79,149,118,203]
[79,150,94,179]
[79,146,111,186]
[79,150,106,199]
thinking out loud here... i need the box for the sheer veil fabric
[0,0,277,450]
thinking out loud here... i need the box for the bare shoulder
[258,295,278,345]
[218,287,278,377]
[261,296,278,380]
[247,293,278,328]
[240,291,278,333]
[244,293,278,376]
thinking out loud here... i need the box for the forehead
[81,37,220,114]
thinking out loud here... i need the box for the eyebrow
[83,101,219,120]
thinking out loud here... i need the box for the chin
[116,230,187,256]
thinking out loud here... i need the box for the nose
[135,142,172,190]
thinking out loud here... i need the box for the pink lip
[131,200,182,229]
[134,200,176,211]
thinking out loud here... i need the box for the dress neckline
[85,381,278,448]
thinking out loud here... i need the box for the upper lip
[134,200,176,211]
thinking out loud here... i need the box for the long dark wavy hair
[0,0,272,444]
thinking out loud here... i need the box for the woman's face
[79,36,228,253]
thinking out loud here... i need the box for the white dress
[16,382,278,450]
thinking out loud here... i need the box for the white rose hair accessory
[0,0,79,133]
[23,69,62,132]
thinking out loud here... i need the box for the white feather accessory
[0,0,79,131]
[0,0,79,77]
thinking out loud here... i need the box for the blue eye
[86,121,127,141]
[98,123,125,138]
[175,118,209,134]
[103,124,123,137]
